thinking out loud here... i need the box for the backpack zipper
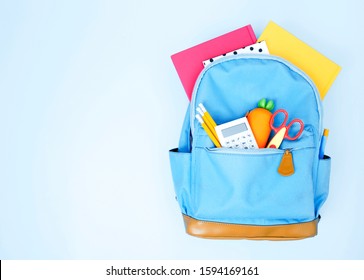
[205,146,313,155]
[278,149,295,176]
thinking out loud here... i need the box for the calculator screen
[221,123,248,137]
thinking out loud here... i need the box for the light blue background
[0,0,363,259]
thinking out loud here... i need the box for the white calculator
[215,117,259,149]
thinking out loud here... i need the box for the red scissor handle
[270,109,304,141]
[285,119,304,140]
[269,109,289,134]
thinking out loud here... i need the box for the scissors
[266,109,304,148]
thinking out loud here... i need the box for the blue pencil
[319,129,329,159]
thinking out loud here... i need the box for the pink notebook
[171,25,257,100]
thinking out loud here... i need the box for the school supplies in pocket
[246,98,274,148]
[266,109,304,149]
[214,116,258,149]
[169,55,331,240]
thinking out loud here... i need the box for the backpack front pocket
[191,147,316,225]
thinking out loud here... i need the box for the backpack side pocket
[315,155,331,215]
[169,148,191,215]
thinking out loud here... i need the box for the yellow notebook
[258,21,341,99]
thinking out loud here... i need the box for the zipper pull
[278,149,295,176]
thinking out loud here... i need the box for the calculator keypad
[215,116,259,149]
[224,133,258,149]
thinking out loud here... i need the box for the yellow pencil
[196,114,221,148]
[199,103,217,127]
[197,107,219,140]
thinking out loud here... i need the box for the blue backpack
[169,55,331,240]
